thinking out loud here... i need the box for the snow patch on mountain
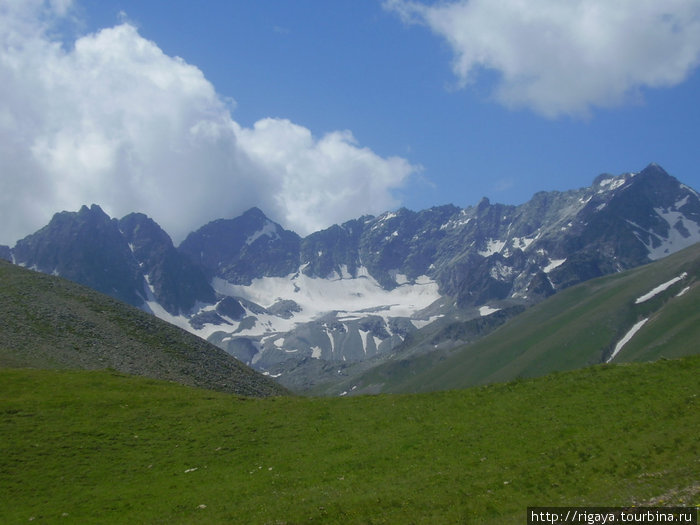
[490,262,514,280]
[325,325,336,355]
[635,273,687,304]
[245,220,279,245]
[358,330,371,355]
[411,314,444,329]
[479,306,500,316]
[680,184,700,198]
[142,281,228,339]
[389,269,409,285]
[597,176,626,192]
[441,212,471,230]
[676,286,690,297]
[479,239,506,257]
[646,209,700,260]
[511,236,537,251]
[544,259,566,273]
[607,318,648,363]
[338,265,353,279]
[674,195,690,209]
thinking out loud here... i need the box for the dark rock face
[358,205,461,289]
[12,205,215,314]
[12,205,145,307]
[119,213,215,314]
[178,207,302,284]
[268,300,302,319]
[189,310,231,330]
[362,163,700,306]
[300,220,365,279]
[0,245,11,261]
[215,297,246,320]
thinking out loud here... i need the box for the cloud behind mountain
[0,1,415,245]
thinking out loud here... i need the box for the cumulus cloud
[0,1,415,245]
[385,0,700,117]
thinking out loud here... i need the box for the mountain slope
[332,242,700,395]
[0,260,288,396]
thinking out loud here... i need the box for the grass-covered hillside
[330,242,700,395]
[0,260,287,396]
[1,356,698,523]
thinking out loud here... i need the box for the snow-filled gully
[606,318,649,363]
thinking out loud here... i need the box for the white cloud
[385,0,700,117]
[0,1,415,245]
[237,119,412,235]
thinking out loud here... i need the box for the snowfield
[210,266,441,337]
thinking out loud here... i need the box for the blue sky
[1,0,699,245]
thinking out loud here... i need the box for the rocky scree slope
[0,260,288,397]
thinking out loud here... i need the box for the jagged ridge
[6,163,700,391]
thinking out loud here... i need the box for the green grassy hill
[0,260,287,397]
[330,242,700,395]
[1,356,698,523]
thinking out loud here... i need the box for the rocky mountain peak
[178,207,301,284]
[476,196,491,212]
[12,204,145,307]
[119,213,215,315]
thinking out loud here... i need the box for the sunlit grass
[2,355,698,523]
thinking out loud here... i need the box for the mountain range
[3,163,699,391]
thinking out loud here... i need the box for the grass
[1,355,699,524]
